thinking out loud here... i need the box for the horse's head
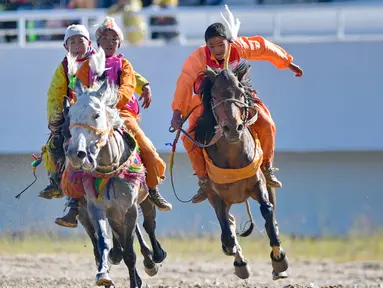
[66,78,123,171]
[199,62,255,143]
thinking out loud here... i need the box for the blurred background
[0,0,382,254]
[0,1,382,286]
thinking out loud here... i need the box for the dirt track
[0,254,382,288]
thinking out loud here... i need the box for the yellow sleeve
[47,64,68,122]
[134,71,149,95]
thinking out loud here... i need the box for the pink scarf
[89,53,139,116]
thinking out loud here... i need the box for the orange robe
[171,36,293,177]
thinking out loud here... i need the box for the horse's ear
[96,80,108,98]
[74,77,84,97]
[205,66,218,84]
[235,62,252,84]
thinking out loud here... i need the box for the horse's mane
[92,81,124,129]
[194,61,255,144]
[72,47,124,130]
[73,80,124,130]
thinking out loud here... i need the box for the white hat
[64,24,90,44]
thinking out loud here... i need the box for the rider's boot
[38,172,64,199]
[148,187,172,211]
[191,176,209,204]
[261,162,282,188]
[55,198,79,228]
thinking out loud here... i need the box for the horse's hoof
[153,248,167,264]
[270,249,288,273]
[272,270,288,280]
[144,262,158,277]
[95,272,114,287]
[108,247,123,265]
[234,260,250,279]
[222,244,236,256]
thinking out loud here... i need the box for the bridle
[176,95,258,149]
[210,96,258,131]
[69,117,113,148]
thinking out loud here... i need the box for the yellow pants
[43,135,60,174]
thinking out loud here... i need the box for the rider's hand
[139,84,152,109]
[171,110,182,130]
[289,63,303,77]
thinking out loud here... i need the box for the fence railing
[1,3,383,47]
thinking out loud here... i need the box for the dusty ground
[0,254,382,288]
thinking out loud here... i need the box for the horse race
[0,1,382,287]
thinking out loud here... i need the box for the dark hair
[204,23,228,43]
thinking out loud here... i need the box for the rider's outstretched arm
[232,36,293,69]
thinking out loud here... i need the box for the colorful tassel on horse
[94,177,109,200]
[126,154,145,174]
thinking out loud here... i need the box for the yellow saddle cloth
[202,133,263,185]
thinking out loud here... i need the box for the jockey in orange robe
[170,15,303,204]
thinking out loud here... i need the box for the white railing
[1,3,383,47]
[0,9,107,47]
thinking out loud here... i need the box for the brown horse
[194,61,288,280]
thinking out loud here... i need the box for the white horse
[65,49,166,288]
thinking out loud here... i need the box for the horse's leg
[208,193,236,256]
[135,224,158,276]
[123,203,142,288]
[77,205,100,268]
[87,201,114,287]
[254,177,288,280]
[140,197,167,263]
[107,220,124,266]
[78,199,123,268]
[267,184,279,235]
[225,206,251,280]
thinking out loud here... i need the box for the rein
[168,95,258,204]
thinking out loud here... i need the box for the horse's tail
[238,199,255,237]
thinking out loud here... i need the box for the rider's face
[64,35,90,59]
[98,30,120,57]
[207,36,229,61]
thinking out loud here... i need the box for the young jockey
[75,17,172,214]
[41,24,162,228]
[170,10,303,204]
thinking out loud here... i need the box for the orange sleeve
[172,47,206,117]
[75,60,90,88]
[116,59,136,110]
[232,36,293,69]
